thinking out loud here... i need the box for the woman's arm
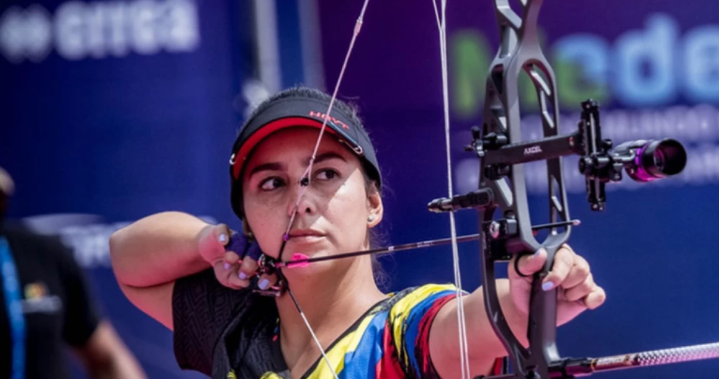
[110,211,212,288]
[109,212,222,329]
[429,279,525,377]
[429,246,606,377]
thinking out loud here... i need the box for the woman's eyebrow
[248,152,347,179]
[311,152,347,165]
[248,162,284,179]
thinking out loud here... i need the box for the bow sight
[429,99,688,214]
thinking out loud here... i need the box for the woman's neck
[275,256,386,374]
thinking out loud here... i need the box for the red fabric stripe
[492,357,504,375]
[375,318,405,379]
[415,294,456,377]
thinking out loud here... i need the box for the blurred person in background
[0,167,147,379]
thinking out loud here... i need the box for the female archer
[109,87,606,379]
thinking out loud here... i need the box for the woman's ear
[367,186,383,228]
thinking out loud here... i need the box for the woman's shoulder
[390,283,460,300]
[376,283,460,314]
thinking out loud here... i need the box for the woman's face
[241,128,382,262]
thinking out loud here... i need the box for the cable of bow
[431,1,472,378]
[273,1,371,378]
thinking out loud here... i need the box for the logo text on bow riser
[524,146,542,155]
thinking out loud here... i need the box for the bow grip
[526,243,563,377]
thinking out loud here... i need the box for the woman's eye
[316,169,338,181]
[259,177,285,191]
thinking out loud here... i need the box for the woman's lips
[288,229,325,242]
[288,234,326,243]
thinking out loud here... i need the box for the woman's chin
[285,238,331,258]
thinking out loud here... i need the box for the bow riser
[478,0,571,377]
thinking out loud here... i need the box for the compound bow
[428,0,718,378]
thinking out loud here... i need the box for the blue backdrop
[1,0,718,378]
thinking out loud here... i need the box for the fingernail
[258,279,270,290]
[533,248,545,258]
[219,234,227,243]
[224,263,230,270]
[239,272,247,280]
[542,281,555,291]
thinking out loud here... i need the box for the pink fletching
[291,253,309,260]
[286,253,310,268]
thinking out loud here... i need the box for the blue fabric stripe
[338,310,389,379]
[0,237,25,379]
[403,290,455,375]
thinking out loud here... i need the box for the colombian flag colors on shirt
[250,284,503,379]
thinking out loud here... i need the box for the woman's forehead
[245,127,356,166]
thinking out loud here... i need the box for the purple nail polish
[239,272,247,280]
[542,281,554,291]
[224,263,230,270]
[258,279,270,290]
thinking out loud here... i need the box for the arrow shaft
[276,233,482,268]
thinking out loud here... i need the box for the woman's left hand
[509,244,606,326]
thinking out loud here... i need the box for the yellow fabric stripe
[388,284,457,367]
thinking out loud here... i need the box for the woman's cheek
[327,196,367,247]
[245,206,282,257]
[253,226,282,258]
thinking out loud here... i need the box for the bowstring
[281,0,371,254]
[277,1,371,378]
[431,1,471,378]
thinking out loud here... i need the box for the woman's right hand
[196,224,277,290]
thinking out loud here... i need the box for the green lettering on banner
[450,30,490,120]
[554,58,609,109]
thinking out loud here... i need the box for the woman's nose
[286,179,316,218]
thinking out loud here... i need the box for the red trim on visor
[232,117,338,179]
